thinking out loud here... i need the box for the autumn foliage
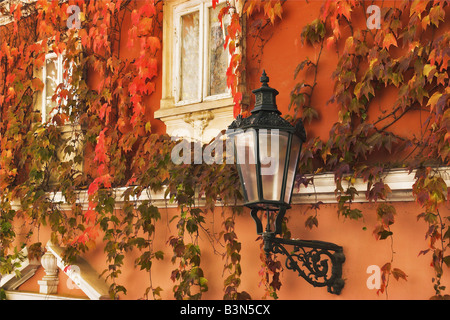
[0,0,449,300]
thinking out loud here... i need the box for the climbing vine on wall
[292,0,450,299]
[0,0,256,300]
[0,0,449,301]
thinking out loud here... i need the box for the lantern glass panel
[284,135,301,203]
[259,129,289,202]
[235,129,258,203]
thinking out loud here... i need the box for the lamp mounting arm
[251,208,345,295]
[263,233,345,295]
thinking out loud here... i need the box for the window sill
[155,97,235,143]
[156,96,234,119]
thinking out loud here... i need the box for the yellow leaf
[427,92,442,111]
[382,33,397,49]
[273,1,283,20]
[145,121,151,133]
[423,64,436,78]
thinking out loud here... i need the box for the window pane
[208,3,228,96]
[45,57,58,120]
[180,11,200,101]
[235,130,258,203]
[259,130,289,202]
[284,135,301,203]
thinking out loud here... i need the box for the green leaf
[379,230,393,240]
[302,107,319,124]
[199,277,208,287]
[294,59,310,79]
[443,256,450,268]
[155,250,164,260]
[305,215,318,229]
[392,268,408,281]
[0,288,6,300]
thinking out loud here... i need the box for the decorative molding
[292,167,450,204]
[0,241,111,300]
[45,241,111,300]
[8,168,449,212]
[37,251,59,294]
[4,291,84,300]
[156,0,236,143]
[161,105,234,143]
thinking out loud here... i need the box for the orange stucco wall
[97,202,449,300]
[17,264,88,299]
[244,0,439,141]
[108,0,449,300]
[7,1,450,301]
[18,200,449,300]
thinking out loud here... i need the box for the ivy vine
[292,0,450,299]
[0,0,449,301]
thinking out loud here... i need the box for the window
[39,52,64,123]
[174,0,230,105]
[34,50,75,124]
[33,45,83,177]
[156,0,238,143]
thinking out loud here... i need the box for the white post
[38,251,59,294]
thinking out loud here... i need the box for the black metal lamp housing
[228,71,305,217]
[228,71,345,295]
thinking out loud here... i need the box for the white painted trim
[203,0,231,101]
[293,167,450,204]
[9,168,450,211]
[4,291,85,300]
[44,241,111,300]
[0,242,110,300]
[173,2,203,105]
[40,52,66,124]
[172,0,231,107]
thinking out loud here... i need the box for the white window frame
[36,48,76,125]
[172,0,231,107]
[40,52,64,124]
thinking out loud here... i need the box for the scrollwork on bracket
[263,234,345,295]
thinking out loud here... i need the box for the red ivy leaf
[131,9,139,26]
[146,37,160,55]
[139,1,156,16]
[326,36,335,50]
[233,92,242,118]
[94,128,108,164]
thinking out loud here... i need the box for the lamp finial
[260,70,269,86]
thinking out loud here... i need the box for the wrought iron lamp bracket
[251,208,346,295]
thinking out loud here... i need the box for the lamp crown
[251,70,280,114]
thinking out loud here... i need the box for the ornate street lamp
[228,71,345,295]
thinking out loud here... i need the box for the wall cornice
[292,167,450,204]
[10,167,450,211]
